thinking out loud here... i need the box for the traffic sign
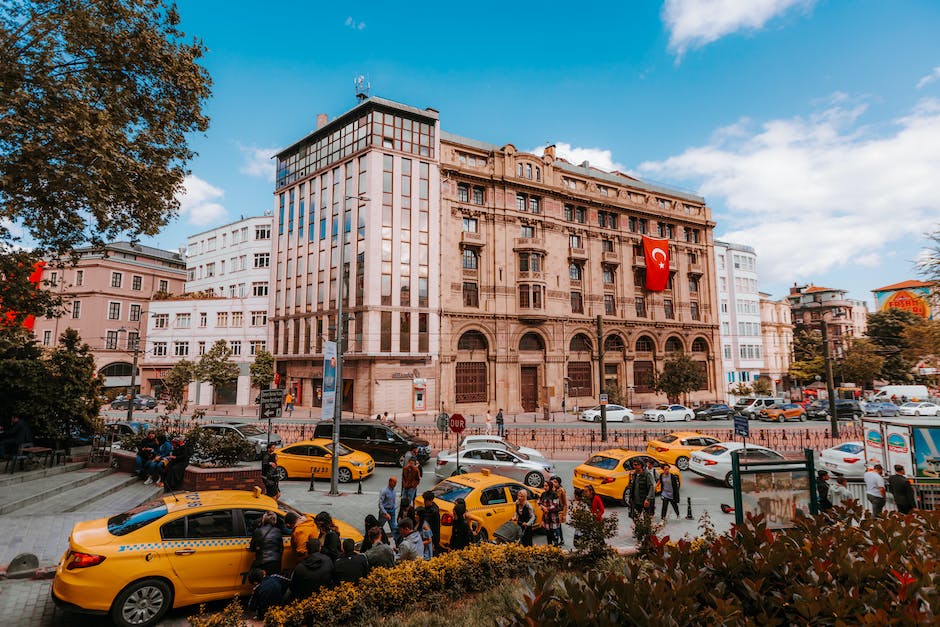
[436,412,449,433]
[733,414,750,438]
[599,393,608,404]
[449,413,466,434]
[260,388,284,420]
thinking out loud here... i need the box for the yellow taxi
[274,438,374,482]
[414,469,543,547]
[645,432,722,471]
[52,489,361,627]
[573,449,675,506]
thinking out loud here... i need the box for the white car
[898,402,940,416]
[689,442,786,487]
[434,446,555,488]
[579,405,635,423]
[643,404,694,422]
[819,441,866,478]
[458,434,545,459]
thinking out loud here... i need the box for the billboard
[321,341,337,421]
[912,427,940,481]
[873,285,933,320]
[739,470,813,529]
[863,421,886,468]
[884,423,914,476]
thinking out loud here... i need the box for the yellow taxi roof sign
[480,468,490,476]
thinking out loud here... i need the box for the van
[313,419,430,467]
[733,397,786,420]
[871,385,929,402]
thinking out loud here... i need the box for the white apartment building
[140,216,273,405]
[759,293,793,396]
[715,241,765,399]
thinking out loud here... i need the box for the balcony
[517,307,548,324]
[513,237,546,251]
[461,231,484,246]
[568,247,587,260]
[518,270,544,281]
[602,250,620,264]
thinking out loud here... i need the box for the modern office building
[271,96,721,416]
[714,241,764,398]
[787,284,868,359]
[31,242,186,391]
[759,292,793,396]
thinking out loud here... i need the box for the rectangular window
[602,267,614,284]
[255,225,271,240]
[463,282,479,308]
[576,207,586,223]
[462,217,478,232]
[472,186,484,204]
[634,361,654,393]
[461,249,477,269]
[108,301,121,320]
[570,291,583,313]
[455,362,487,403]
[520,225,535,238]
[230,340,242,356]
[419,313,428,352]
[217,312,228,327]
[232,312,243,326]
[110,272,122,288]
[250,340,267,355]
[567,362,593,396]
[635,296,647,318]
[132,275,142,291]
[75,270,84,286]
[604,294,616,316]
[105,330,119,350]
[42,330,52,345]
[158,280,168,293]
[252,282,269,297]
[689,275,700,293]
[399,312,411,353]
[418,278,428,308]
[71,300,81,319]
[254,253,270,268]
[176,313,191,328]
[380,311,392,352]
[153,314,168,329]
[173,341,189,356]
[153,342,167,357]
[197,341,206,355]
[664,299,674,319]
[529,196,540,214]
[690,301,700,321]
[569,235,582,248]
[516,193,526,212]
[457,183,469,203]
[205,262,215,278]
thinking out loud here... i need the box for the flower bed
[111,449,262,491]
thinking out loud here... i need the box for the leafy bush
[263,544,565,626]
[190,598,247,627]
[568,500,618,565]
[501,503,940,625]
[186,425,254,468]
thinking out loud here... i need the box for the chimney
[543,144,556,160]
[316,114,328,129]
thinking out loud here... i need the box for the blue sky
[158,0,940,305]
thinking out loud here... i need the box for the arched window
[691,338,708,353]
[100,362,134,377]
[535,166,541,181]
[665,336,684,353]
[636,336,654,352]
[458,331,488,351]
[519,332,544,351]
[517,163,523,177]
[569,334,593,352]
[604,335,625,352]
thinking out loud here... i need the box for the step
[81,479,164,514]
[0,462,86,489]
[0,467,114,515]
[15,472,144,516]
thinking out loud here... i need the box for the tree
[0,0,212,256]
[751,378,773,396]
[653,353,707,404]
[838,339,885,389]
[866,309,922,383]
[789,356,825,384]
[43,328,102,451]
[0,326,47,426]
[197,339,238,404]
[163,359,194,415]
[250,350,275,392]
[792,327,822,361]
[603,381,629,407]
[902,319,940,371]
[729,382,752,398]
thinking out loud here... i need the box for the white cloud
[177,175,227,226]
[638,98,940,284]
[663,0,816,58]
[529,142,629,174]
[917,66,940,89]
[345,16,366,30]
[239,145,278,182]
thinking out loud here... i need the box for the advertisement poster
[863,421,886,468]
[739,470,812,529]
[321,341,337,421]
[912,428,940,481]
[884,424,914,476]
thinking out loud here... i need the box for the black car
[110,394,158,410]
[313,420,430,467]
[807,399,863,420]
[693,403,733,420]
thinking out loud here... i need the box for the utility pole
[821,321,839,439]
[597,314,607,441]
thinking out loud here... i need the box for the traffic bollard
[357,478,363,495]
[309,467,315,492]
[686,497,693,519]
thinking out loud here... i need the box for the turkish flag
[643,236,670,291]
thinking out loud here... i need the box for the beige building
[759,292,793,396]
[272,96,721,416]
[787,284,868,359]
[32,243,186,392]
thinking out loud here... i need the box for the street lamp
[819,311,846,439]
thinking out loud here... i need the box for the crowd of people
[131,430,190,491]
[622,459,683,522]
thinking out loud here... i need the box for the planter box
[112,450,263,491]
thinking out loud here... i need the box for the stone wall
[112,450,263,491]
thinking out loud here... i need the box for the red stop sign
[449,413,466,434]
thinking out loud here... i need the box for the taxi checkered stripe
[118,538,250,552]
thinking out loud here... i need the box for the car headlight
[350,461,363,467]
[543,466,553,472]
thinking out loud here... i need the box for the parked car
[819,441,866,478]
[274,439,374,482]
[458,434,545,459]
[200,422,282,458]
[807,399,864,421]
[733,397,786,420]
[864,401,901,417]
[693,403,733,420]
[689,442,786,487]
[898,402,940,416]
[110,394,158,410]
[645,431,721,470]
[643,405,694,422]
[760,403,807,422]
[579,405,635,423]
[313,419,430,466]
[435,445,555,488]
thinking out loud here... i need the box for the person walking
[551,476,568,546]
[512,489,536,547]
[449,497,473,550]
[496,408,505,437]
[420,490,441,555]
[538,481,562,546]
[645,460,659,515]
[249,511,284,576]
[817,470,833,512]
[584,484,605,521]
[887,464,916,514]
[401,456,421,506]
[627,460,655,519]
[658,463,681,520]
[363,527,396,568]
[261,442,279,497]
[864,464,887,516]
[314,511,341,562]
[485,410,493,435]
[378,477,399,536]
[284,391,294,415]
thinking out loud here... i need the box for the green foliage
[750,377,773,396]
[190,598,247,627]
[186,425,254,468]
[249,350,275,391]
[729,382,752,398]
[792,327,822,361]
[903,318,940,371]
[163,359,195,415]
[0,250,62,326]
[603,381,628,407]
[867,309,922,383]
[839,338,885,388]
[568,499,618,565]
[197,340,239,403]
[0,0,211,255]
[789,356,825,384]
[43,328,102,447]
[501,504,940,625]
[0,327,47,423]
[653,352,707,403]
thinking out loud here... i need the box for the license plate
[824,461,837,469]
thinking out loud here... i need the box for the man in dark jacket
[887,465,916,513]
[420,490,441,554]
[817,470,833,512]
[627,460,655,519]
[333,538,370,584]
[132,430,157,477]
[163,435,191,492]
[290,538,333,599]
[250,511,284,575]
[0,415,32,459]
[247,568,289,619]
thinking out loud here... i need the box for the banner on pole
[321,341,337,421]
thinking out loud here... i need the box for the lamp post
[118,327,141,424]
[819,312,844,439]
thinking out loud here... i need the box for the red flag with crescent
[643,236,670,291]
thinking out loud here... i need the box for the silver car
[201,422,282,458]
[434,445,554,488]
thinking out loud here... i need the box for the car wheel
[724,472,735,489]
[915,411,921,416]
[684,413,692,422]
[676,456,690,471]
[274,466,288,481]
[524,471,545,488]
[658,414,665,422]
[621,487,631,507]
[111,578,173,627]
[338,468,353,483]
[799,413,806,422]
[876,411,882,417]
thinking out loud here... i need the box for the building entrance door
[520,366,538,412]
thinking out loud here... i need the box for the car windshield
[107,499,168,536]
[327,442,353,456]
[655,405,670,410]
[699,445,729,456]
[658,435,678,443]
[837,443,864,454]
[387,424,417,440]
[901,403,918,408]
[235,425,265,436]
[277,500,303,518]
[430,481,473,503]
[586,455,619,470]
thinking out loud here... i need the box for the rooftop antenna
[354,74,370,102]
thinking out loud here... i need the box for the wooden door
[520,366,538,412]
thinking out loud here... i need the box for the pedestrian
[364,526,396,568]
[379,476,398,536]
[289,513,319,558]
[261,442,279,498]
[645,460,659,515]
[375,413,381,420]
[397,497,417,542]
[887,464,916,514]
[449,497,473,550]
[396,518,423,561]
[627,460,655,519]
[401,456,421,505]
[552,476,568,546]
[314,511,341,562]
[829,474,853,508]
[416,506,434,560]
[658,463,681,520]
[333,538,370,583]
[162,435,191,492]
[249,511,283,576]
[132,429,158,478]
[864,463,887,516]
[247,568,290,620]
[496,408,505,437]
[144,433,172,486]
[584,484,604,521]
[485,409,493,435]
[512,489,536,547]
[817,470,833,512]
[420,490,441,554]
[538,481,562,546]
[383,411,389,421]
[290,538,333,599]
